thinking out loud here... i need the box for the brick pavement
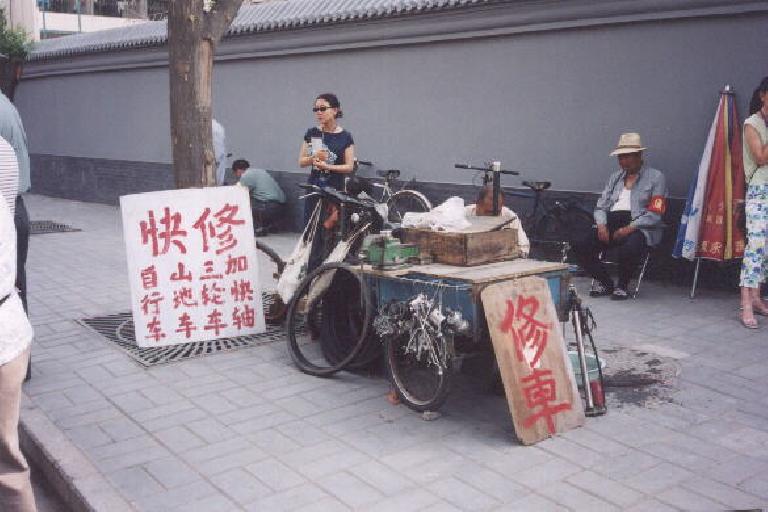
[18,194,768,511]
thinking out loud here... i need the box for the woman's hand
[313,158,330,171]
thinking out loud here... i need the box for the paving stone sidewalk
[18,194,768,511]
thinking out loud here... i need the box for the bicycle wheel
[385,329,453,412]
[533,206,594,262]
[286,262,372,377]
[387,190,432,224]
[319,271,381,370]
[254,240,287,324]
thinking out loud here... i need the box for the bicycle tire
[286,262,373,377]
[533,205,593,261]
[387,190,432,224]
[318,270,382,370]
[254,240,287,324]
[385,330,453,412]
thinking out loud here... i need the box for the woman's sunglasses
[312,106,332,113]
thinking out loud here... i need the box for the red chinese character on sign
[140,265,158,290]
[203,309,227,336]
[170,262,192,282]
[225,254,248,275]
[173,287,198,309]
[500,295,551,369]
[201,282,225,306]
[200,260,223,280]
[145,316,166,342]
[140,291,164,316]
[231,279,254,302]
[521,368,572,433]
[232,305,255,330]
[140,208,187,257]
[192,204,245,255]
[175,312,197,339]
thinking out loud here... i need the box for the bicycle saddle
[522,180,551,191]
[376,169,401,179]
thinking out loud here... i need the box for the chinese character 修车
[499,295,551,369]
[193,204,246,255]
[521,368,572,434]
[203,309,227,336]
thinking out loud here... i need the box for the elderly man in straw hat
[573,132,667,300]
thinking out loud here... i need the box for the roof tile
[30,0,491,60]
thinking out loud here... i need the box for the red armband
[647,195,666,214]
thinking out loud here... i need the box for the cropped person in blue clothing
[297,93,356,270]
[233,159,286,237]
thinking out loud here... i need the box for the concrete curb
[19,397,135,512]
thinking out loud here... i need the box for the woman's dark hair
[232,159,250,171]
[749,76,768,115]
[316,92,343,118]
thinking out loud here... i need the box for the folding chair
[589,248,653,299]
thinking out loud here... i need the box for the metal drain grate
[30,220,81,235]
[78,294,284,367]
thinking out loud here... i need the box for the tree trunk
[0,57,23,101]
[168,0,243,189]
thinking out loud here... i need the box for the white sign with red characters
[120,186,265,347]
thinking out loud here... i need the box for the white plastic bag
[277,203,321,303]
[402,196,470,232]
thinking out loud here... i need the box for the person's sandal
[741,313,759,329]
[589,282,613,297]
[611,288,629,301]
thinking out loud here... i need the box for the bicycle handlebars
[297,183,376,210]
[454,163,519,175]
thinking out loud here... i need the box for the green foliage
[0,8,33,59]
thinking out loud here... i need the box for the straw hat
[610,132,646,156]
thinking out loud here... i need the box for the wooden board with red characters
[481,276,584,445]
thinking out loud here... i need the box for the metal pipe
[690,257,701,299]
[572,302,594,410]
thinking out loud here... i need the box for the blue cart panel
[365,269,568,343]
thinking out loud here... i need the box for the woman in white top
[0,155,35,511]
[739,77,768,328]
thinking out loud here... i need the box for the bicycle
[355,160,432,224]
[456,162,594,262]
[285,183,383,377]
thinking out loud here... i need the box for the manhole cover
[30,220,81,234]
[79,294,284,367]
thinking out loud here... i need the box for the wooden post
[167,0,243,189]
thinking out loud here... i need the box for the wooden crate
[403,217,521,266]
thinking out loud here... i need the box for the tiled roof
[30,0,493,60]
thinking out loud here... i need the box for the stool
[589,249,653,298]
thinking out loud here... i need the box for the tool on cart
[360,232,420,269]
[455,161,519,216]
[566,284,607,417]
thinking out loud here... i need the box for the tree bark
[168,0,243,189]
